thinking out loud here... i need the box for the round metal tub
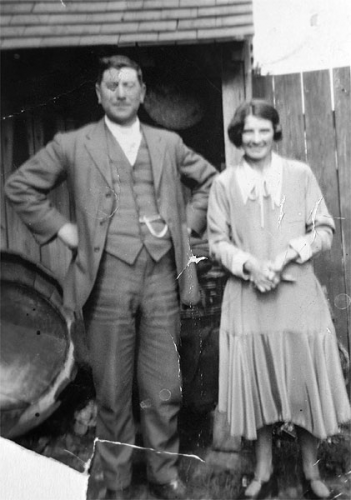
[0,251,77,438]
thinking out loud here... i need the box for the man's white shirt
[105,115,142,166]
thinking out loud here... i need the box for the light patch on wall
[253,0,351,74]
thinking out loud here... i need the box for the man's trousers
[84,248,182,490]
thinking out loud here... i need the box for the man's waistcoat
[104,130,172,264]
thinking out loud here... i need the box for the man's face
[96,67,146,126]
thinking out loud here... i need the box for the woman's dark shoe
[237,473,279,499]
[302,478,333,499]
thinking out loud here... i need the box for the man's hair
[228,99,283,147]
[96,55,144,85]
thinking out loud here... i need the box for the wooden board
[333,67,351,349]
[274,73,306,162]
[303,69,347,345]
[221,43,252,168]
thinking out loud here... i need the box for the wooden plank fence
[252,67,351,352]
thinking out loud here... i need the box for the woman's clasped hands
[244,256,280,293]
[244,248,298,294]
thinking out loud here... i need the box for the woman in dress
[207,100,350,499]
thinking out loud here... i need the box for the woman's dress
[207,153,351,440]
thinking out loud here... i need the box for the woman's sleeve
[207,176,252,279]
[288,167,335,263]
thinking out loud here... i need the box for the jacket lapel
[141,124,165,192]
[84,121,165,190]
[84,119,113,187]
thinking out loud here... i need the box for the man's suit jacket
[5,119,217,311]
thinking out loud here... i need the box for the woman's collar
[236,153,284,227]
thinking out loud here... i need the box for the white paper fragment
[0,437,88,500]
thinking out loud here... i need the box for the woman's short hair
[228,99,283,147]
[96,55,143,85]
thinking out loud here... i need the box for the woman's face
[241,115,274,163]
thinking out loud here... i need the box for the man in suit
[5,55,217,500]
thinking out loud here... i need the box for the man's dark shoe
[104,487,132,500]
[149,478,187,500]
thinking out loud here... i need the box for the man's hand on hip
[57,222,79,250]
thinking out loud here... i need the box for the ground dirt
[14,371,351,500]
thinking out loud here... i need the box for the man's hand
[57,222,79,250]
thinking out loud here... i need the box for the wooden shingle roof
[0,0,254,50]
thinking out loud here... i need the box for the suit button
[94,246,100,253]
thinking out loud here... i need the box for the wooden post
[274,73,306,162]
[243,36,253,101]
[221,40,252,169]
[333,67,351,352]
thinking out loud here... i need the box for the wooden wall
[252,67,351,352]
